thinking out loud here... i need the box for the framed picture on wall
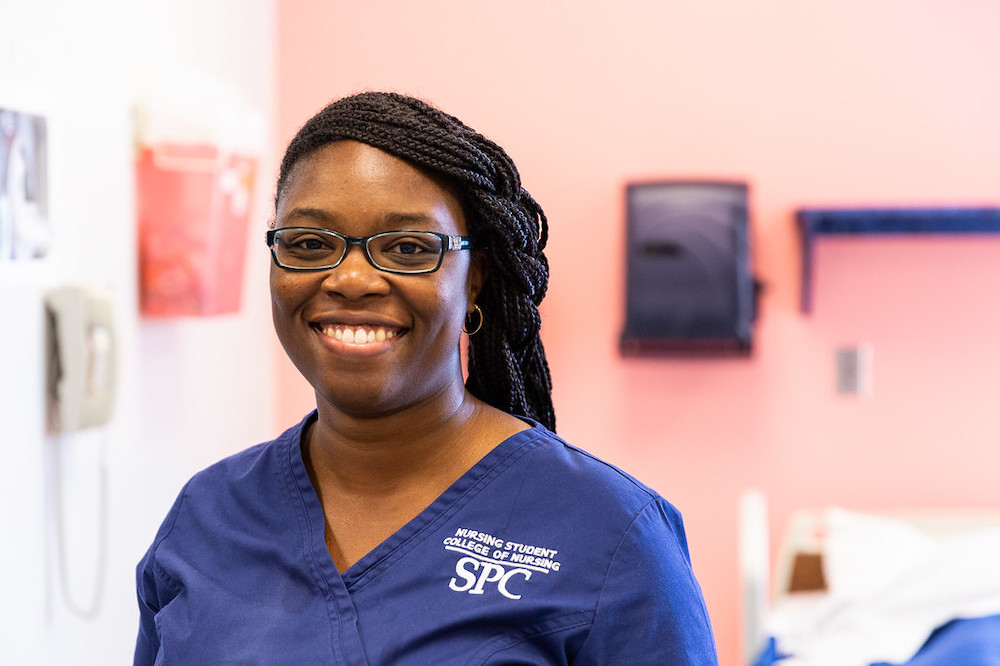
[0,106,50,262]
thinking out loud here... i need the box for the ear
[466,251,488,311]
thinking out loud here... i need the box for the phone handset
[45,285,117,433]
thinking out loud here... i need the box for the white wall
[0,1,277,662]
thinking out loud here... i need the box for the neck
[305,385,483,494]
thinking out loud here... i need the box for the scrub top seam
[144,478,194,599]
[469,611,596,663]
[574,495,662,656]
[280,418,361,666]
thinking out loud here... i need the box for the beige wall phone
[45,285,117,433]
[43,285,115,619]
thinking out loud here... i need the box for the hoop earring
[463,305,483,336]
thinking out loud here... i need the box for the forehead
[278,141,465,231]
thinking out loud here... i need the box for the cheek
[433,270,475,320]
[270,266,307,302]
[269,274,286,314]
[269,271,307,329]
[439,299,470,334]
[269,275,314,371]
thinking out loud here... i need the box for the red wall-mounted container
[136,143,257,317]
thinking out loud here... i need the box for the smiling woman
[268,140,481,423]
[133,92,719,665]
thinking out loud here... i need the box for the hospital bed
[740,492,1000,666]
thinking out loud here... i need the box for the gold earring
[463,305,483,335]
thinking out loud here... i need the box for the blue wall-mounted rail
[796,207,1000,313]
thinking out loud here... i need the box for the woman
[135,92,718,665]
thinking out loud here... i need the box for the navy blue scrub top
[135,413,718,664]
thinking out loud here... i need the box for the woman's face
[270,140,484,418]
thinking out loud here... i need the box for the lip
[308,311,406,329]
[308,313,409,357]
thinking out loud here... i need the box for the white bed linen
[764,508,1000,666]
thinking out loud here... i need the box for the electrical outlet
[836,343,873,396]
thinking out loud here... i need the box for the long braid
[276,92,556,431]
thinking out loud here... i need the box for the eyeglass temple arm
[448,236,473,251]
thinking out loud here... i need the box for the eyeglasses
[265,227,473,274]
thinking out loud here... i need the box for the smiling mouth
[313,323,406,345]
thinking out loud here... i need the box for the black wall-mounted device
[620,181,757,356]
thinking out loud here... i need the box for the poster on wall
[0,107,50,262]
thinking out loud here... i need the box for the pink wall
[273,3,1000,663]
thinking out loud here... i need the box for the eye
[381,235,438,257]
[387,236,434,252]
[298,237,327,251]
[374,232,444,270]
[389,240,430,255]
[279,230,339,257]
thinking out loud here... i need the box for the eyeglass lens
[273,229,445,272]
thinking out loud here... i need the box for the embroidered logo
[443,527,561,600]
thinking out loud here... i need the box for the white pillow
[822,507,936,600]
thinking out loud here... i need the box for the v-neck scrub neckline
[286,413,546,592]
[134,412,718,665]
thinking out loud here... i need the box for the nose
[320,243,389,299]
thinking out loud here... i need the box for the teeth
[319,324,399,345]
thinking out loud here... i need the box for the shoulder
[483,423,693,569]
[472,424,716,661]
[511,423,678,524]
[515,431,717,661]
[141,414,312,558]
[573,494,717,663]
[184,438,282,497]
[182,412,311,499]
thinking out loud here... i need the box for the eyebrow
[382,211,441,227]
[281,207,443,229]
[281,207,336,225]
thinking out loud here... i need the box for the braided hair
[275,92,556,431]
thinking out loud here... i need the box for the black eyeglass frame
[265,227,474,275]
